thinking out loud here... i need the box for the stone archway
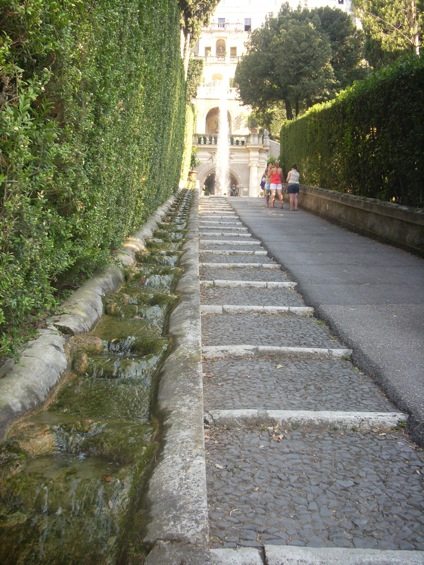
[205,107,232,136]
[200,167,241,196]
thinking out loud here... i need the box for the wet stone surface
[202,312,345,349]
[206,425,424,551]
[200,265,291,282]
[203,356,396,413]
[200,286,305,307]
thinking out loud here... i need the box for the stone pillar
[248,148,260,197]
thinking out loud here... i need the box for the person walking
[286,164,300,211]
[270,162,284,209]
[263,162,272,207]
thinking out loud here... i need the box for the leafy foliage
[352,0,424,68]
[186,57,204,101]
[235,3,366,121]
[279,56,424,208]
[0,0,186,359]
[178,0,221,44]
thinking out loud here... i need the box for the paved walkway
[198,196,424,565]
[228,196,424,445]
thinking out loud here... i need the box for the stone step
[200,262,282,270]
[206,410,406,430]
[202,345,351,359]
[200,249,268,255]
[201,312,347,350]
[200,286,302,307]
[200,266,290,282]
[201,305,313,315]
[200,280,296,288]
[199,231,250,236]
[203,355,396,413]
[205,424,424,551]
[210,546,424,564]
[200,239,259,245]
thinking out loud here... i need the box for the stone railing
[193,134,269,147]
[195,86,238,99]
[194,134,246,146]
[300,185,424,256]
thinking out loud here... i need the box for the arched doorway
[203,171,239,196]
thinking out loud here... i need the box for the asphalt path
[228,197,424,445]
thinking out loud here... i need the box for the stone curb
[144,189,211,562]
[200,280,297,288]
[0,196,176,439]
[200,239,258,245]
[201,249,268,255]
[200,305,313,315]
[211,546,424,564]
[202,345,352,359]
[205,409,407,430]
[200,262,281,269]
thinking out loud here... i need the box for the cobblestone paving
[203,356,397,412]
[200,265,291,282]
[200,253,274,264]
[202,312,344,349]
[200,286,305,307]
[206,426,424,550]
[200,243,263,252]
[198,197,424,557]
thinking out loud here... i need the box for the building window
[218,18,225,29]
[244,18,251,32]
[205,46,211,57]
[230,46,237,58]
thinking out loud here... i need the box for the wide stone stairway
[198,196,424,565]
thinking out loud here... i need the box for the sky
[212,0,352,29]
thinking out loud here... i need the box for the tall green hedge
[280,56,424,208]
[0,0,186,358]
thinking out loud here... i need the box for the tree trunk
[183,31,191,79]
[284,98,293,120]
[410,0,420,55]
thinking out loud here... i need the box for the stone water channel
[0,189,194,563]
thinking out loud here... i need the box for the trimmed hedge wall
[280,56,424,208]
[0,0,186,358]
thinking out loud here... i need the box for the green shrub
[0,0,186,359]
[280,56,424,208]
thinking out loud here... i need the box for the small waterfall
[215,82,229,196]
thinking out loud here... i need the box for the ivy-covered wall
[280,56,424,208]
[0,0,186,358]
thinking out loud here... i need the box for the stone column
[248,148,260,197]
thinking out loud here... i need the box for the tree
[315,7,367,87]
[352,0,424,68]
[178,0,220,76]
[235,4,343,120]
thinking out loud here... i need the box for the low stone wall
[299,186,424,256]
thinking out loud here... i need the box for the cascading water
[215,81,230,196]
[0,189,194,564]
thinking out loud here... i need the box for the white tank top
[288,170,300,184]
